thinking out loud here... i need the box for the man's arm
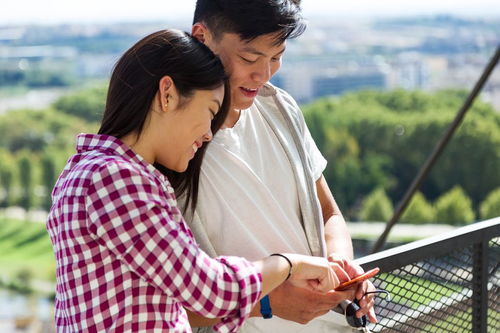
[316,175,353,258]
[316,174,377,323]
[186,298,264,327]
[186,310,220,327]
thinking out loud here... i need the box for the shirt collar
[76,133,167,182]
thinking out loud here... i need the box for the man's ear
[158,75,179,112]
[192,23,210,44]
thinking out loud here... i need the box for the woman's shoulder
[63,151,155,192]
[90,153,155,185]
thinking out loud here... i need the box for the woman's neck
[121,132,155,165]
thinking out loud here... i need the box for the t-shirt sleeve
[278,88,327,181]
[302,120,327,181]
[85,162,261,332]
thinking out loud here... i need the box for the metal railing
[356,217,500,332]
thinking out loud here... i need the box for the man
[183,1,376,332]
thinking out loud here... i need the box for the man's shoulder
[257,82,293,100]
[256,83,300,115]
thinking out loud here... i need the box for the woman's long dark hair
[98,29,229,212]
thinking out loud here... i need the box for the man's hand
[328,253,378,323]
[267,280,356,324]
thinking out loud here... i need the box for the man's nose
[252,62,272,83]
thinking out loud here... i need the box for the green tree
[400,192,435,224]
[17,152,35,212]
[479,188,500,220]
[41,152,58,210]
[434,186,475,225]
[53,85,107,122]
[0,108,97,153]
[358,188,394,222]
[0,150,16,208]
[303,89,500,215]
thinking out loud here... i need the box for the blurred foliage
[400,192,435,224]
[41,150,62,211]
[0,86,498,223]
[53,85,107,122]
[0,108,96,153]
[434,186,476,225]
[0,68,75,88]
[358,188,394,222]
[17,151,35,212]
[0,150,16,208]
[479,188,500,220]
[303,89,500,220]
[0,85,100,212]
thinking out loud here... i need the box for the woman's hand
[285,253,351,293]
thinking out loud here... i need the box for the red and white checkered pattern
[46,134,262,332]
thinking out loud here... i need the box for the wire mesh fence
[357,218,500,333]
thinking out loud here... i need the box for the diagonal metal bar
[371,46,500,254]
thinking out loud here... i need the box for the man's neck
[222,108,242,129]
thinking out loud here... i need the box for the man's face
[206,31,286,110]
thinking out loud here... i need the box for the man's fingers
[329,262,350,284]
[352,279,379,323]
[367,307,378,323]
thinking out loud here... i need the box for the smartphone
[334,267,380,291]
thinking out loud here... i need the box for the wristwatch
[260,295,273,319]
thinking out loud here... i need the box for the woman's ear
[158,75,178,112]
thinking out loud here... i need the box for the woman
[46,30,348,332]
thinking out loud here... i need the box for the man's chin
[233,98,255,110]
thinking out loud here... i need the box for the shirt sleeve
[302,121,327,181]
[85,161,261,332]
[278,88,327,181]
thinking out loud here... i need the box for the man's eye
[240,56,257,64]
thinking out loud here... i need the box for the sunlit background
[2,0,499,24]
[0,1,499,332]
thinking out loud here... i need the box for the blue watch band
[260,295,273,319]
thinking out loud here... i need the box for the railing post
[472,241,488,333]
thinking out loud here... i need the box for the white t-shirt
[190,104,351,332]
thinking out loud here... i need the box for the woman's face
[157,85,224,172]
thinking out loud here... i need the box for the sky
[0,0,499,25]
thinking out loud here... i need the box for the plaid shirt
[46,134,262,332]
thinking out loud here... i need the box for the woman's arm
[86,164,347,331]
[186,253,350,327]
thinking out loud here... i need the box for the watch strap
[260,295,273,319]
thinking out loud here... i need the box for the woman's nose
[203,129,213,142]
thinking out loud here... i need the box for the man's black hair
[193,0,306,44]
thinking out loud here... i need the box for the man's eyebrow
[240,46,286,57]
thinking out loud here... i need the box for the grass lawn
[375,273,464,309]
[0,218,55,285]
[422,308,499,332]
